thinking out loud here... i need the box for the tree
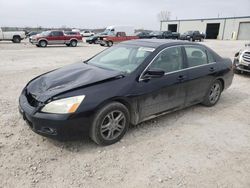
[158,10,171,21]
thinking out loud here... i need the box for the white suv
[233,44,250,74]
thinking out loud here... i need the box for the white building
[160,16,250,40]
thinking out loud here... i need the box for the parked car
[80,30,95,37]
[26,31,41,38]
[136,31,151,39]
[29,30,82,47]
[0,28,26,43]
[180,31,205,41]
[100,32,139,47]
[86,26,135,45]
[65,31,81,36]
[19,39,233,145]
[233,43,250,74]
[148,31,163,38]
[161,31,180,39]
[147,31,180,39]
[86,32,109,44]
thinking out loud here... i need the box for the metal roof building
[160,16,250,40]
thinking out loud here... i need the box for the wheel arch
[69,38,78,42]
[216,78,225,91]
[38,38,48,43]
[13,35,21,39]
[95,97,137,125]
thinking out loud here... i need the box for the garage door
[238,22,250,40]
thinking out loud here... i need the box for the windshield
[103,29,115,36]
[87,45,154,74]
[150,31,162,35]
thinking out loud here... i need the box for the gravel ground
[0,39,250,188]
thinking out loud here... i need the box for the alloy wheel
[100,110,126,140]
[209,82,221,104]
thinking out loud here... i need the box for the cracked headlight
[41,95,85,114]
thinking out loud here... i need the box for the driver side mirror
[142,68,165,80]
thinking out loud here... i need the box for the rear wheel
[90,102,130,146]
[202,80,222,107]
[70,40,77,47]
[107,41,113,47]
[12,36,21,43]
[39,40,47,47]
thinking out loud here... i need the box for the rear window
[184,46,208,67]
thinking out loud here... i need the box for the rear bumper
[19,92,92,139]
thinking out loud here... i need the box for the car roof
[121,39,197,48]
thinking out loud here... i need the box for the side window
[52,31,63,36]
[207,50,216,63]
[184,46,208,67]
[150,46,183,73]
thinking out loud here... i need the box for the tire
[107,41,113,47]
[12,36,21,43]
[70,40,77,47]
[202,80,222,107]
[90,102,130,146]
[39,40,47,47]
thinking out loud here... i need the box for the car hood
[26,62,123,102]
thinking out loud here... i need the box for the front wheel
[39,40,47,47]
[12,36,21,43]
[107,41,113,47]
[202,80,222,107]
[90,102,130,146]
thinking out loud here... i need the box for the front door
[135,46,188,120]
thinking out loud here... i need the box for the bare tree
[158,10,171,21]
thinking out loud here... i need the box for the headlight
[41,95,85,114]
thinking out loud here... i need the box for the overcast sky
[0,0,249,30]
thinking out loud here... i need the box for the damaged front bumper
[233,59,250,72]
[19,91,91,139]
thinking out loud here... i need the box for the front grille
[243,51,250,63]
[238,64,250,70]
[26,91,39,107]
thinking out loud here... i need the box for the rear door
[184,45,218,105]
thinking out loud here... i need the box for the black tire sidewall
[13,36,21,43]
[70,40,77,47]
[108,41,113,47]
[39,40,47,47]
[202,80,222,107]
[90,102,130,145]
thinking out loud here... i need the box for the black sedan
[19,40,234,145]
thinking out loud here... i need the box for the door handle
[177,75,186,81]
[209,67,215,72]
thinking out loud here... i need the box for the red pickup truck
[30,30,82,47]
[100,32,139,47]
